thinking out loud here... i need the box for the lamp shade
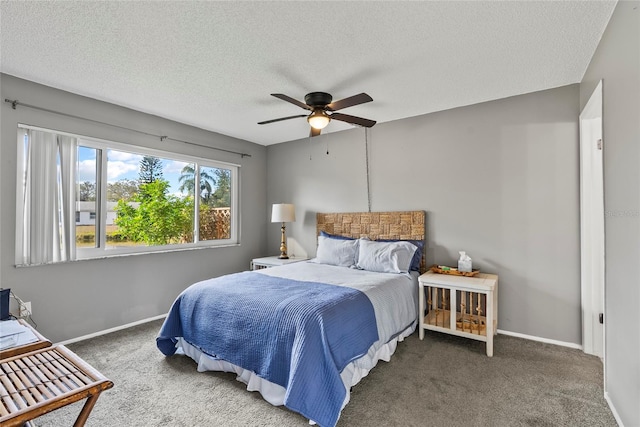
[271,203,296,223]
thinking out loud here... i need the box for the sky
[77,144,189,196]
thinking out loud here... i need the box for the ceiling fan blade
[326,93,373,111]
[330,112,376,128]
[271,94,312,111]
[309,127,321,137]
[258,114,307,125]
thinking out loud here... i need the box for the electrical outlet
[20,301,31,318]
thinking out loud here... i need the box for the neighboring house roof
[76,201,139,212]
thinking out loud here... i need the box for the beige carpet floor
[33,319,616,427]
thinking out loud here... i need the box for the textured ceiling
[1,1,616,146]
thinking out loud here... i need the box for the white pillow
[313,235,359,267]
[356,239,418,274]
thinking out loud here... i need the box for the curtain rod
[4,98,251,158]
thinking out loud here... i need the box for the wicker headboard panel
[316,211,426,273]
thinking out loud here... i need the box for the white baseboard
[497,329,582,350]
[56,313,167,346]
[604,391,624,427]
[58,320,583,350]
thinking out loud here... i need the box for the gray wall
[0,74,268,343]
[581,2,640,425]
[267,84,582,344]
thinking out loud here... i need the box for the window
[16,125,239,266]
[76,146,98,248]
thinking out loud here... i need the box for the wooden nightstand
[250,256,309,270]
[418,271,498,356]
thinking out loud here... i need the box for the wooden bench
[0,345,113,426]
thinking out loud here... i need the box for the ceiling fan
[258,92,376,137]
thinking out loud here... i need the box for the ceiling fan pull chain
[365,127,372,213]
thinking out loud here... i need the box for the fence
[200,207,231,240]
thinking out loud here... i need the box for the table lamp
[271,203,296,259]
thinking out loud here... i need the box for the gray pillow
[313,235,359,267]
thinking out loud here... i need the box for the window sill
[15,242,241,268]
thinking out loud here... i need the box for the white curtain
[58,135,77,261]
[16,129,77,266]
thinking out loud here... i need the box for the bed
[157,211,426,427]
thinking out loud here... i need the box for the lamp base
[278,222,288,259]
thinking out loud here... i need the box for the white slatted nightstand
[250,256,309,270]
[418,271,498,356]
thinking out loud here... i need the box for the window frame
[16,124,240,264]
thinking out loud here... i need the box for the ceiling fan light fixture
[260,92,374,137]
[307,110,330,130]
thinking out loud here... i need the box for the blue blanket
[157,271,378,427]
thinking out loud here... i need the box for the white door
[579,80,604,358]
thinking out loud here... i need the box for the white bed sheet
[174,262,419,421]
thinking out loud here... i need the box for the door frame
[579,80,605,359]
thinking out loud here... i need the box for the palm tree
[178,165,214,203]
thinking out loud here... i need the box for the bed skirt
[176,321,416,421]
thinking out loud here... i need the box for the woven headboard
[316,211,426,273]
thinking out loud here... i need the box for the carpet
[33,319,616,426]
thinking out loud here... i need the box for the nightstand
[418,271,498,356]
[250,256,309,270]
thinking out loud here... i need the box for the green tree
[210,168,231,207]
[139,156,163,184]
[115,180,192,245]
[78,181,96,201]
[107,179,139,202]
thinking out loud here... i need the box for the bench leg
[73,393,101,427]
